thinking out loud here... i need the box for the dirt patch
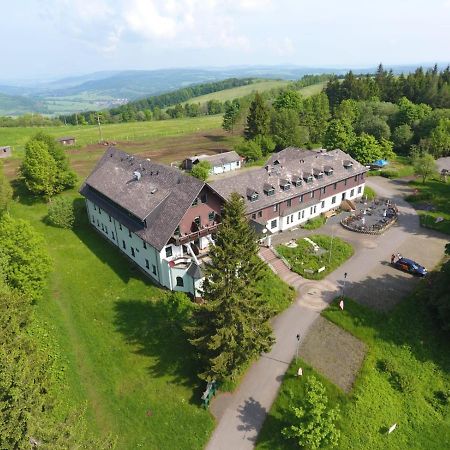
[299,316,366,392]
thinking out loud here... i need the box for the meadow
[257,295,450,450]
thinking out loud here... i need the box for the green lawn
[368,156,415,179]
[301,214,327,230]
[405,178,450,235]
[9,194,215,449]
[0,115,223,157]
[277,235,353,280]
[257,295,450,450]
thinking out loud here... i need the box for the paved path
[205,177,448,450]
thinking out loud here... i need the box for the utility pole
[296,333,301,360]
[342,272,348,298]
[96,113,103,143]
[328,225,334,265]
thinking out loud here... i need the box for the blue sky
[1,0,449,80]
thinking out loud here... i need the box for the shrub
[47,197,75,228]
[190,160,211,181]
[363,186,377,200]
[302,214,326,230]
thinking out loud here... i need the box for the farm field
[257,296,450,450]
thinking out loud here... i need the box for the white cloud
[266,36,295,57]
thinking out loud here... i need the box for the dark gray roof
[187,262,203,279]
[80,147,205,251]
[188,151,241,167]
[210,148,368,214]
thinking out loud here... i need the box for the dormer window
[324,166,334,175]
[273,159,280,165]
[343,160,353,169]
[247,188,259,202]
[263,183,275,196]
[313,168,324,179]
[292,177,302,187]
[280,179,291,191]
[304,174,314,183]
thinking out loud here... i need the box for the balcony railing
[174,223,220,245]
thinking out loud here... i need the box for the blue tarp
[372,159,389,167]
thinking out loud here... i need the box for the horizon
[1,0,449,81]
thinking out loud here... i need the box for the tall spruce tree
[245,93,270,140]
[187,193,274,382]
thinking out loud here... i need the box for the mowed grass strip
[9,194,214,450]
[257,295,450,450]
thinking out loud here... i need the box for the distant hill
[0,64,447,116]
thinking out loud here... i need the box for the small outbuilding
[183,151,242,175]
[0,146,11,158]
[56,136,76,146]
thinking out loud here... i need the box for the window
[350,189,355,197]
[287,216,290,224]
[165,246,173,258]
[176,276,184,287]
[112,232,115,240]
[344,179,347,186]
[334,183,337,190]
[174,226,180,236]
[273,204,278,212]
[152,265,157,275]
[354,175,358,182]
[290,214,294,223]
[358,186,362,194]
[96,220,99,226]
[145,259,150,269]
[249,193,259,202]
[266,188,275,196]
[99,208,102,215]
[208,211,215,221]
[252,213,257,220]
[321,201,325,208]
[310,191,315,198]
[101,224,104,231]
[201,193,208,203]
[194,216,201,227]
[299,195,303,203]
[119,223,122,231]
[192,197,199,207]
[128,230,132,238]
[109,215,111,222]
[122,240,126,250]
[322,187,326,194]
[105,226,108,235]
[281,183,291,191]
[92,215,95,223]
[258,211,262,218]
[287,199,292,207]
[131,247,135,257]
[298,211,301,220]
[94,205,97,211]
[332,196,336,204]
[143,241,147,249]
[270,219,277,229]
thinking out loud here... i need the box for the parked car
[392,257,427,277]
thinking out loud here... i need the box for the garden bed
[276,235,353,280]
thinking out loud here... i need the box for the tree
[323,119,355,151]
[0,215,51,301]
[349,133,383,165]
[186,193,274,382]
[206,99,223,115]
[0,162,12,215]
[392,124,413,152]
[334,99,359,125]
[282,376,340,449]
[412,151,437,184]
[235,139,263,162]
[273,90,302,111]
[253,134,276,156]
[271,109,309,150]
[47,196,75,228]
[379,138,396,160]
[245,93,270,140]
[428,118,450,158]
[190,161,211,181]
[20,140,58,198]
[222,99,241,133]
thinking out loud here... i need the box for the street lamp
[328,225,335,265]
[341,272,348,298]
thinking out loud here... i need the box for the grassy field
[257,295,450,450]
[368,156,415,179]
[277,235,354,280]
[182,80,326,105]
[405,178,450,235]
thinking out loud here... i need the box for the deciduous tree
[323,119,355,151]
[190,161,211,181]
[0,162,12,215]
[245,93,270,140]
[412,151,437,184]
[349,133,383,165]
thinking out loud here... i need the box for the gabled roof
[80,147,205,251]
[187,151,241,167]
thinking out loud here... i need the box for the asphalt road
[205,176,448,450]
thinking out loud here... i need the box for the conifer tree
[245,93,270,140]
[187,193,274,382]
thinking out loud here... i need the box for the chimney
[133,171,141,181]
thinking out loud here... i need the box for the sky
[0,0,449,81]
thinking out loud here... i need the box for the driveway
[205,176,448,450]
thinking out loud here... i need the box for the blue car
[393,257,427,277]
